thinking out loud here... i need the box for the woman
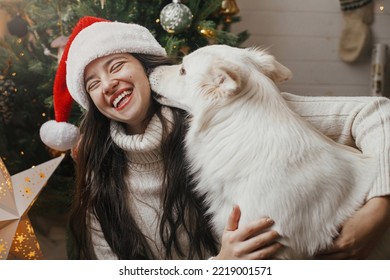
[40,16,390,260]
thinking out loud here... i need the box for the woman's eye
[179,67,186,76]
[111,62,124,72]
[87,81,99,92]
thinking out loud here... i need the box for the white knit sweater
[90,93,390,259]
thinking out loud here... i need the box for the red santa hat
[39,16,167,151]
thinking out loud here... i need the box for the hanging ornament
[220,0,240,23]
[7,14,29,38]
[160,0,193,34]
[199,28,216,39]
[0,75,17,125]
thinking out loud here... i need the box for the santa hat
[39,16,167,151]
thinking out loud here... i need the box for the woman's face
[84,53,153,135]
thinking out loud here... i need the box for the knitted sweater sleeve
[89,213,118,260]
[281,92,390,199]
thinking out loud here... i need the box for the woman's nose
[102,78,119,95]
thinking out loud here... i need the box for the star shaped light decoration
[0,154,64,260]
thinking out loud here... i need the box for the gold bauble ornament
[220,0,240,23]
[200,28,215,38]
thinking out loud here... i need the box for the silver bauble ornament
[160,0,193,34]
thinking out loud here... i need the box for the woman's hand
[316,195,390,259]
[214,205,283,260]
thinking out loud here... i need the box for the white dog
[149,45,389,259]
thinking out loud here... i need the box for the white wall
[231,0,390,97]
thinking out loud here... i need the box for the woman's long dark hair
[69,53,218,259]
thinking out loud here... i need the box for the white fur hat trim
[66,21,167,110]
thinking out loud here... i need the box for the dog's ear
[246,47,292,83]
[211,62,241,97]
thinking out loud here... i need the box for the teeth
[113,90,132,108]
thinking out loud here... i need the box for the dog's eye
[179,67,186,76]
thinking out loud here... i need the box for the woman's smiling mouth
[112,89,133,109]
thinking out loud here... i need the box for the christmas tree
[0,0,247,216]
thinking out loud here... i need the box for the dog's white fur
[150,45,389,259]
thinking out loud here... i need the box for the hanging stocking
[338,0,373,63]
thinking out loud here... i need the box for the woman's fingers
[225,205,241,232]
[239,228,281,256]
[248,239,283,260]
[217,205,283,259]
[234,216,276,241]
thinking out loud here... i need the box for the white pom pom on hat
[39,16,167,151]
[40,120,80,152]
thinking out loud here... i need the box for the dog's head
[149,45,292,112]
